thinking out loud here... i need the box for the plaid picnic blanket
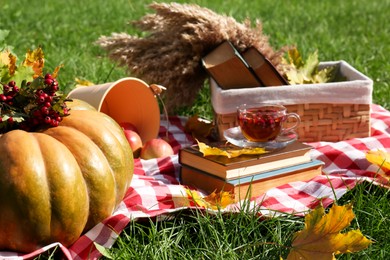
[2,104,390,260]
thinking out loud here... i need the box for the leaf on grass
[287,203,372,260]
[366,150,390,174]
[184,115,214,139]
[197,140,267,158]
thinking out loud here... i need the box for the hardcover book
[180,159,324,201]
[179,141,313,180]
[242,47,288,86]
[201,41,261,89]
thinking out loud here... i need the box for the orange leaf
[52,64,63,79]
[203,190,235,209]
[22,47,44,78]
[8,52,17,76]
[366,150,390,174]
[287,203,372,260]
[185,188,234,209]
[185,188,208,208]
[0,49,17,76]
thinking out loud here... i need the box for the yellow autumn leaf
[185,188,234,210]
[197,140,267,158]
[282,47,335,85]
[74,77,95,87]
[0,50,17,76]
[287,203,372,260]
[203,190,235,210]
[185,188,208,208]
[52,64,64,79]
[0,50,10,65]
[22,47,45,78]
[366,150,390,173]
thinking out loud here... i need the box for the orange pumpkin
[0,104,133,253]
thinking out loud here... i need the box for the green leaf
[0,30,10,43]
[10,65,34,87]
[283,47,336,85]
[302,50,319,77]
[94,242,114,259]
[287,47,304,68]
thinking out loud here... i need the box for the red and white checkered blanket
[3,104,390,259]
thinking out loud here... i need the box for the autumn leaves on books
[179,141,323,202]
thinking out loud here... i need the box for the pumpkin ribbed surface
[0,109,133,253]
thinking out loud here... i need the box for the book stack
[201,41,288,90]
[179,142,323,201]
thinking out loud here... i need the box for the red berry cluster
[0,81,19,109]
[0,73,70,133]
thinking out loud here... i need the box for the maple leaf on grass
[287,203,372,260]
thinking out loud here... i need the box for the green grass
[103,181,390,259]
[1,0,390,259]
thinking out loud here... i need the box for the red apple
[119,122,139,133]
[140,138,174,159]
[123,129,143,158]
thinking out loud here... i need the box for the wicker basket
[211,61,373,142]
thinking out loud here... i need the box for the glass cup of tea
[237,104,300,142]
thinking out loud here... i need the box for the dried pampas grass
[97,2,289,113]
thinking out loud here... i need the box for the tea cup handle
[282,112,301,134]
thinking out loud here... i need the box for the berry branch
[0,73,70,133]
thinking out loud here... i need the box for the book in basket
[242,47,288,86]
[201,41,261,89]
[180,159,324,201]
[178,141,313,180]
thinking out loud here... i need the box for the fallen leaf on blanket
[184,115,214,139]
[197,140,267,158]
[287,203,372,260]
[185,189,234,209]
[185,188,208,208]
[203,190,235,210]
[366,150,390,174]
